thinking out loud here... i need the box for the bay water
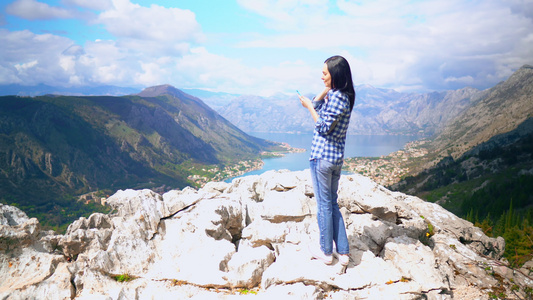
[229,132,418,180]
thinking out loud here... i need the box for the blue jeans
[310,159,349,255]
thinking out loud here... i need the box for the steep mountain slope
[393,65,533,219]
[0,85,273,226]
[429,65,533,159]
[135,85,271,162]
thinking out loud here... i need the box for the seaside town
[344,140,429,187]
[187,159,264,186]
[260,142,307,158]
[188,142,306,187]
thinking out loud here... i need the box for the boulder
[0,203,30,226]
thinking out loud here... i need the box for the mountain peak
[137,84,185,98]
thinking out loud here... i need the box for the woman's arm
[299,88,330,123]
[315,87,329,102]
[314,90,347,135]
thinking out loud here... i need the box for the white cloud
[64,0,112,11]
[172,47,317,96]
[96,0,203,43]
[1,0,531,95]
[174,47,248,91]
[134,57,174,86]
[236,0,329,30]
[0,29,76,85]
[0,0,213,89]
[0,29,131,86]
[15,59,38,72]
[6,0,73,20]
[237,0,329,31]
[507,0,533,20]
[236,0,533,92]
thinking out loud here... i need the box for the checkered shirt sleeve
[309,89,352,165]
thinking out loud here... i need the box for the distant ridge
[0,83,140,96]
[201,84,481,136]
[137,84,187,98]
[136,84,214,112]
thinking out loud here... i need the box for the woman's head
[324,55,355,110]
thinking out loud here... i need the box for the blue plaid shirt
[310,89,352,165]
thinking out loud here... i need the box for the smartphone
[296,90,302,96]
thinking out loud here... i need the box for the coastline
[261,142,306,157]
[188,135,422,188]
[188,142,307,187]
[344,140,429,186]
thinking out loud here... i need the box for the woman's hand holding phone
[297,90,313,110]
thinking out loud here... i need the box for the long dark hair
[325,55,355,110]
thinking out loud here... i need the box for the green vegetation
[418,215,435,246]
[394,121,533,267]
[238,289,258,295]
[0,194,112,233]
[405,172,533,267]
[402,162,533,266]
[112,274,134,282]
[471,204,533,267]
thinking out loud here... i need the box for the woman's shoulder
[328,89,349,102]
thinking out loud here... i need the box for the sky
[0,0,532,96]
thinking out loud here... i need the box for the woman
[298,55,355,266]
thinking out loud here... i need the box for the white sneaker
[308,244,333,265]
[338,254,350,266]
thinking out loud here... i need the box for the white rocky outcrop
[1,170,531,299]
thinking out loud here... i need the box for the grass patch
[112,274,134,282]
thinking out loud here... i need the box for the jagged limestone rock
[0,204,30,226]
[0,170,527,299]
[225,243,275,288]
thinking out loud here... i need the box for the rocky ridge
[431,65,533,160]
[1,170,532,299]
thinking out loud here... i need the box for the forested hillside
[0,85,275,231]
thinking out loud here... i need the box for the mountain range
[0,85,273,228]
[185,85,481,136]
[0,83,141,97]
[1,82,488,137]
